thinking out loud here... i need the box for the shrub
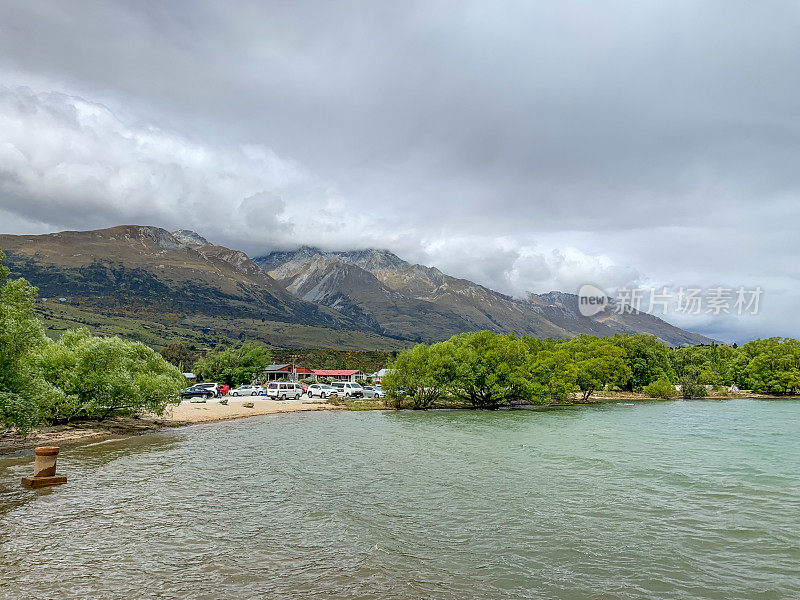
[37,329,186,422]
[643,379,676,399]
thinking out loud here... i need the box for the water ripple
[1,400,798,599]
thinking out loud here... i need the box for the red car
[219,384,230,396]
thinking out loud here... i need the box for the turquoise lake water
[1,399,798,599]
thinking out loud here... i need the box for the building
[311,369,365,382]
[183,372,197,383]
[260,364,314,381]
[370,368,391,382]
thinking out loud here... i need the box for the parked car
[362,385,386,398]
[265,382,303,400]
[230,385,265,396]
[219,384,230,396]
[306,384,338,399]
[181,386,213,400]
[331,382,364,398]
[196,383,222,398]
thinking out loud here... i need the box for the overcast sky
[1,1,798,343]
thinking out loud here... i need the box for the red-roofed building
[311,369,365,382]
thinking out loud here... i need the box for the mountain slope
[0,225,713,348]
[0,226,404,349]
[255,247,714,346]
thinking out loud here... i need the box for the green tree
[740,338,800,394]
[0,249,59,431]
[193,342,272,385]
[568,336,631,400]
[678,366,708,399]
[612,334,673,390]
[449,331,534,409]
[37,329,186,421]
[529,349,577,403]
[670,344,738,387]
[382,342,457,409]
[159,343,200,370]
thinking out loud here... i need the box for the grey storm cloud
[0,0,798,343]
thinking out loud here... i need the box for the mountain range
[0,225,712,349]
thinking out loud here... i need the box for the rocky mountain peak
[334,248,409,272]
[172,229,210,247]
[103,225,184,251]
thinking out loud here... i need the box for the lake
[1,399,799,599]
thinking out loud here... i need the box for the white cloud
[0,85,305,242]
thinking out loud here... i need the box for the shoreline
[0,399,345,456]
[2,393,794,456]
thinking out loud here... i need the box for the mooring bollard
[21,446,67,488]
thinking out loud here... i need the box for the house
[311,369,365,382]
[261,364,292,381]
[183,372,197,383]
[260,364,314,381]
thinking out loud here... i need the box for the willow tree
[567,336,631,400]
[38,329,186,422]
[0,249,61,431]
[382,342,458,409]
[448,331,534,409]
[193,342,272,385]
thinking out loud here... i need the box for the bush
[0,249,185,429]
[643,379,676,399]
[679,378,708,399]
[37,329,186,422]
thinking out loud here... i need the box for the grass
[36,301,409,351]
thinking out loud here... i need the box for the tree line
[381,331,800,409]
[159,343,394,385]
[0,250,186,431]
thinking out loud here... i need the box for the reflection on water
[1,401,799,600]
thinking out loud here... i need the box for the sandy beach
[0,399,344,455]
[165,398,345,423]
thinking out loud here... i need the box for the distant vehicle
[181,386,213,400]
[230,385,264,396]
[265,382,303,400]
[306,384,338,399]
[196,383,222,398]
[331,382,364,398]
[219,384,230,396]
[362,385,386,398]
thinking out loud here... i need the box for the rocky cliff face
[255,247,714,346]
[171,229,210,247]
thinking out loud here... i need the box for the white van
[265,382,303,400]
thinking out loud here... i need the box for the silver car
[230,385,264,396]
[362,385,386,398]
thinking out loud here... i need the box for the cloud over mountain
[1,1,798,343]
